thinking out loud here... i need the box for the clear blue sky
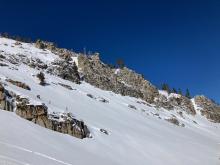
[0,0,220,102]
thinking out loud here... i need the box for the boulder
[165,117,180,126]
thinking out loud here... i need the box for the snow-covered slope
[0,37,219,165]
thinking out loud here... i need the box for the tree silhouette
[172,88,177,94]
[185,88,191,99]
[178,88,182,95]
[161,83,171,93]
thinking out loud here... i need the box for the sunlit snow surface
[0,37,219,165]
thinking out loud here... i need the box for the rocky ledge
[0,83,90,139]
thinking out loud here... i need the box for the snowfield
[0,37,219,165]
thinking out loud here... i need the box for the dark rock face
[194,95,220,123]
[47,59,80,84]
[0,83,14,111]
[78,54,158,103]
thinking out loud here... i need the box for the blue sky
[0,0,220,102]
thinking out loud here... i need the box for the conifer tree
[178,88,182,95]
[172,88,177,94]
[185,88,191,99]
[161,83,171,93]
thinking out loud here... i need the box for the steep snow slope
[0,37,220,165]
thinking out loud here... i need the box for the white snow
[159,90,181,99]
[114,68,120,74]
[72,56,78,66]
[0,37,219,165]
[159,90,169,97]
[0,37,58,64]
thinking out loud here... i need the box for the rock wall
[78,54,158,103]
[47,59,80,84]
[194,95,220,123]
[0,83,90,139]
[155,93,196,115]
[16,100,90,139]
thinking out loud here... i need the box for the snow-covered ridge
[0,37,58,63]
[0,37,219,165]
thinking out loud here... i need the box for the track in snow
[0,141,73,165]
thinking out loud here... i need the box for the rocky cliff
[194,95,220,123]
[0,82,90,139]
[78,54,158,103]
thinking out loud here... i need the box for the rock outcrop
[194,95,220,123]
[78,54,158,103]
[47,59,80,84]
[165,117,180,126]
[0,83,90,139]
[6,79,31,90]
[115,67,159,103]
[0,83,14,111]
[48,112,90,139]
[28,58,48,70]
[35,40,56,51]
[16,100,90,139]
[155,93,196,115]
